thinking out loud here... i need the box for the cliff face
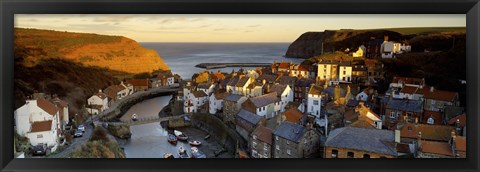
[285,27,465,59]
[13,28,170,114]
[15,28,169,73]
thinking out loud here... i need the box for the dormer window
[427,117,434,124]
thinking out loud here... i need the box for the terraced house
[273,122,320,158]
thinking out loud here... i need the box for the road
[48,122,94,158]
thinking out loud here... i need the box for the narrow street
[48,122,94,158]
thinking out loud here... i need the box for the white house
[246,82,263,98]
[14,98,62,148]
[235,76,253,96]
[289,64,310,78]
[317,61,338,81]
[51,97,69,131]
[307,85,323,118]
[197,82,216,95]
[242,92,280,119]
[209,92,227,114]
[338,62,352,82]
[352,45,366,57]
[356,90,369,102]
[184,90,208,113]
[269,84,293,112]
[246,70,260,79]
[87,90,109,115]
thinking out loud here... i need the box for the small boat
[163,153,175,158]
[189,140,202,146]
[174,130,189,141]
[190,147,206,158]
[131,114,138,121]
[177,146,190,158]
[204,135,210,140]
[167,134,177,144]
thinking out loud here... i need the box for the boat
[189,140,202,146]
[131,114,138,121]
[190,147,206,158]
[163,153,175,158]
[167,134,177,144]
[204,135,210,140]
[177,146,190,158]
[174,130,189,141]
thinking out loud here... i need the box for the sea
[140,42,305,79]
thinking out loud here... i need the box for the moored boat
[163,153,175,158]
[167,134,177,144]
[189,140,202,146]
[131,114,138,121]
[190,147,206,158]
[177,146,190,158]
[174,130,189,141]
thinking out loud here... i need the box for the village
[13,35,466,158]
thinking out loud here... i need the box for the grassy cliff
[15,28,169,73]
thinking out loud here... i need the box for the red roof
[392,77,424,86]
[278,62,290,69]
[421,140,453,156]
[400,86,420,94]
[448,113,466,127]
[127,79,149,87]
[400,123,455,142]
[283,108,304,123]
[31,121,53,132]
[252,126,273,145]
[37,98,58,116]
[455,136,466,152]
[422,110,443,125]
[421,87,458,102]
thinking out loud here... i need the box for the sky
[14,14,465,43]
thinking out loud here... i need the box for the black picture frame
[1,0,479,172]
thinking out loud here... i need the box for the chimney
[455,119,462,135]
[262,79,267,85]
[267,84,271,93]
[430,86,434,93]
[417,132,422,150]
[384,35,389,42]
[451,130,456,142]
[99,89,102,93]
[395,130,401,143]
[415,117,419,125]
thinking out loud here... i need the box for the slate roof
[326,127,397,156]
[257,74,277,83]
[324,86,346,98]
[252,126,273,145]
[276,76,298,85]
[235,76,250,87]
[250,92,279,108]
[237,109,262,125]
[224,94,244,102]
[220,78,231,88]
[192,90,208,98]
[30,120,53,132]
[270,84,288,97]
[295,78,315,87]
[273,122,306,143]
[227,76,240,86]
[386,99,423,113]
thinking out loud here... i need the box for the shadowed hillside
[286,27,465,59]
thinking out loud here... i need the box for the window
[276,145,280,150]
[331,149,339,158]
[37,134,43,138]
[390,111,396,118]
[287,149,291,155]
[343,77,346,81]
[343,71,346,75]
[363,154,371,158]
[286,140,290,145]
[313,100,319,105]
[264,145,268,151]
[252,141,257,147]
[347,152,355,158]
[275,136,279,141]
[408,126,413,131]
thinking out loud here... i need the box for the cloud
[247,24,261,28]
[92,16,134,23]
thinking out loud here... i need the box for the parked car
[77,124,85,133]
[74,130,83,137]
[31,144,47,156]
